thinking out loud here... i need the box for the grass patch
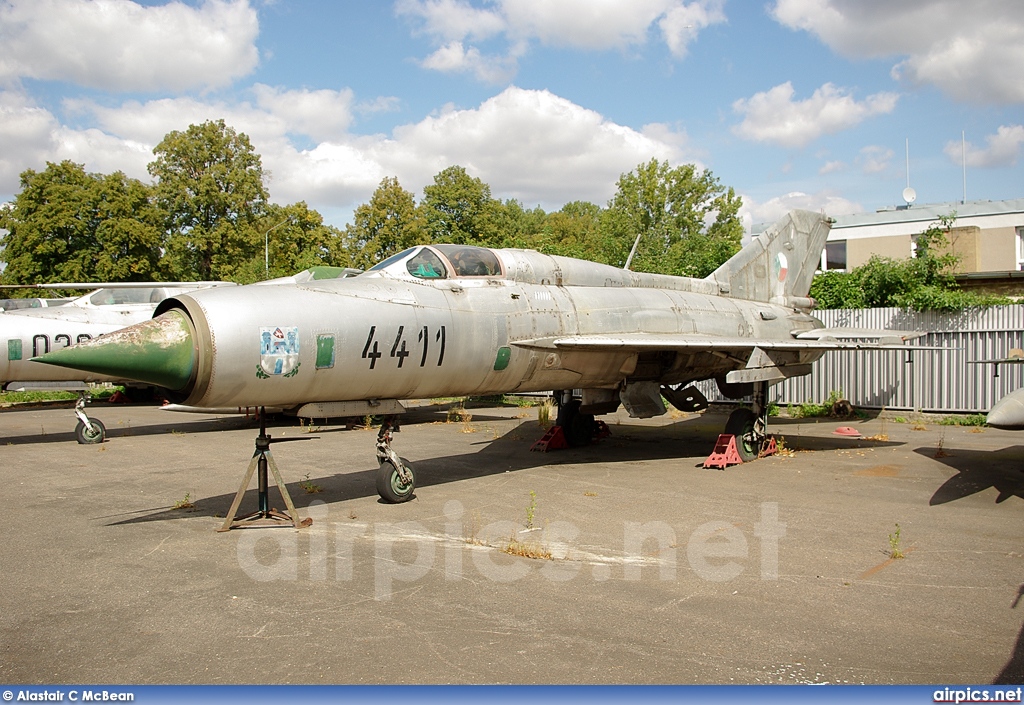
[786,390,860,419]
[937,414,987,427]
[503,536,552,560]
[0,386,122,405]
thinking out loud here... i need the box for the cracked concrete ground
[0,400,1021,684]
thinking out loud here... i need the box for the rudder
[704,210,831,306]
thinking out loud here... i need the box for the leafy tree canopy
[233,202,351,284]
[603,159,743,277]
[421,166,500,245]
[148,119,268,281]
[343,176,427,270]
[0,161,162,294]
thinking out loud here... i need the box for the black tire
[723,408,758,462]
[75,418,106,445]
[555,399,595,447]
[554,398,579,429]
[565,410,597,447]
[376,459,415,503]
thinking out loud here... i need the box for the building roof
[830,197,1024,231]
[750,197,1024,237]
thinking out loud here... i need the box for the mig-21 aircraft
[36,210,923,502]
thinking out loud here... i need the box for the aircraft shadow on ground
[0,414,256,445]
[915,446,1024,505]
[105,413,904,526]
[0,403,519,446]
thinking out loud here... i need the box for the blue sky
[1,0,1022,231]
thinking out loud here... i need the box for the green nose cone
[33,310,196,392]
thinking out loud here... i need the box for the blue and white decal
[258,326,300,378]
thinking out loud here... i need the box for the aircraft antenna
[624,231,643,270]
[962,130,967,204]
[902,138,916,207]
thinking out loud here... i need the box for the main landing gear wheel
[75,418,106,444]
[376,459,416,503]
[724,408,758,462]
[556,399,597,447]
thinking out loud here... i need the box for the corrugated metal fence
[700,305,1024,413]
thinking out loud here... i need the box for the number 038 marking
[362,325,446,369]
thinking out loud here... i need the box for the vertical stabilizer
[705,210,831,306]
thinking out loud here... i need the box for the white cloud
[659,0,726,58]
[501,0,677,50]
[771,0,1024,104]
[0,0,259,92]
[945,125,1024,167]
[374,86,689,206]
[251,85,355,143]
[731,82,899,148]
[395,0,505,42]
[398,0,728,82]
[1,86,694,219]
[818,160,845,175]
[420,41,519,83]
[741,190,862,233]
[858,145,893,174]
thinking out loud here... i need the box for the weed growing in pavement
[888,523,905,559]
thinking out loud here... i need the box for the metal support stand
[218,407,307,532]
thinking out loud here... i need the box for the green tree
[421,165,499,245]
[603,159,743,277]
[810,215,1012,311]
[534,201,607,261]
[489,199,547,249]
[232,202,350,283]
[148,119,267,281]
[0,161,162,291]
[343,177,426,269]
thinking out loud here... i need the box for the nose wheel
[74,393,106,444]
[375,416,415,503]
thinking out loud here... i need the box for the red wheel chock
[703,434,743,469]
[703,434,778,469]
[531,426,568,452]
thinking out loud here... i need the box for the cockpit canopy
[366,245,503,280]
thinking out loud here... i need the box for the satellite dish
[902,187,917,204]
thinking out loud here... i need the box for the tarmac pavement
[0,399,1021,685]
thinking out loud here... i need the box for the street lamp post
[264,218,289,278]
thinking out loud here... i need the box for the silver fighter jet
[36,210,921,501]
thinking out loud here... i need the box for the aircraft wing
[0,281,230,289]
[513,331,930,386]
[513,331,926,353]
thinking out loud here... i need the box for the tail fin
[705,210,831,306]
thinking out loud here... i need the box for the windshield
[367,248,418,272]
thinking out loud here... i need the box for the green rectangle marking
[315,334,335,369]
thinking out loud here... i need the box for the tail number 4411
[362,325,446,370]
